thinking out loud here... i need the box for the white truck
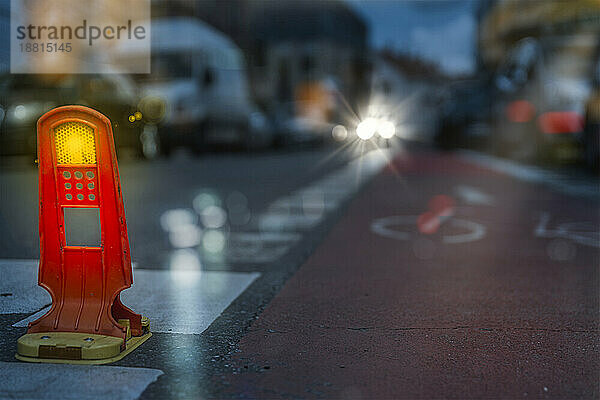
[122,17,271,154]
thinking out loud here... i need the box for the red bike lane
[225,150,599,399]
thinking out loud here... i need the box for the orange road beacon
[16,105,151,364]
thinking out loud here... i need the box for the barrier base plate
[15,319,151,365]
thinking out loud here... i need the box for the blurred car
[434,77,494,150]
[491,35,597,163]
[271,78,343,147]
[123,18,273,154]
[274,115,332,146]
[0,74,144,160]
[272,99,339,147]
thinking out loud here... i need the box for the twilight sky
[347,0,477,75]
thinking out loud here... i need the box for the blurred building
[240,0,370,120]
[370,50,446,142]
[475,0,600,163]
[152,0,370,123]
[475,0,498,74]
[478,0,600,69]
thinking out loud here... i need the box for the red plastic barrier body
[28,106,141,345]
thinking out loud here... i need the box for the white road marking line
[258,213,323,232]
[459,150,599,199]
[226,246,291,264]
[230,232,302,243]
[254,149,393,238]
[224,232,302,263]
[269,196,339,213]
[124,269,260,334]
[6,261,259,334]
[302,181,353,193]
[296,187,351,202]
[454,185,495,205]
[0,362,162,400]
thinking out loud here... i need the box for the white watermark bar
[10,0,150,73]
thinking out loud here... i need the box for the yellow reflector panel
[54,122,96,164]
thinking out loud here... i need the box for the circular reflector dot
[63,171,71,179]
[76,183,83,190]
[77,194,84,201]
[65,183,71,189]
[74,171,83,179]
[88,182,95,190]
[331,125,348,141]
[89,194,95,201]
[66,194,73,200]
[86,171,94,179]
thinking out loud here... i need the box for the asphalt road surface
[0,141,598,399]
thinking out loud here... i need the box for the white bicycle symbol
[370,215,486,244]
[371,212,599,249]
[535,212,599,248]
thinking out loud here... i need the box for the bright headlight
[356,118,378,140]
[378,120,395,139]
